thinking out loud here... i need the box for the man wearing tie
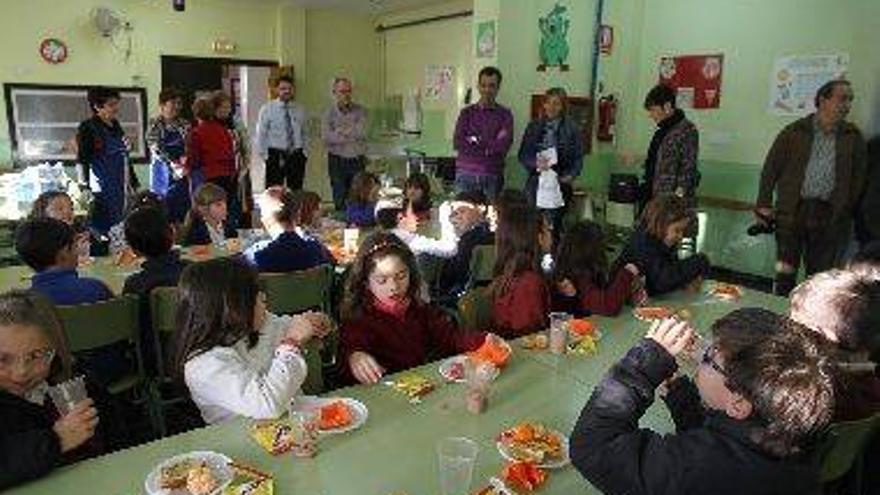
[255,75,308,190]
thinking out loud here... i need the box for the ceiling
[277,0,455,14]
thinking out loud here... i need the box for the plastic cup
[437,437,478,495]
[463,361,494,414]
[548,312,572,355]
[289,408,320,458]
[48,376,88,415]
[343,228,359,254]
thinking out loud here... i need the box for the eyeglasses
[0,348,56,372]
[700,344,726,376]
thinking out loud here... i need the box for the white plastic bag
[537,169,564,209]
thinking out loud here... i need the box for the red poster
[658,54,723,109]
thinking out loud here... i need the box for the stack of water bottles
[0,162,77,220]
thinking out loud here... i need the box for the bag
[537,169,564,209]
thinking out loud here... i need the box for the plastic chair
[817,412,880,493]
[147,287,185,436]
[468,245,496,287]
[55,295,144,397]
[259,264,333,315]
[457,286,494,332]
[260,265,335,383]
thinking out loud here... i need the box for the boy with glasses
[570,308,836,495]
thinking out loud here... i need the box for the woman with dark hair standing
[641,84,700,214]
[518,87,584,242]
[146,88,190,224]
[76,87,139,237]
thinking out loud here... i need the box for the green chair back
[56,295,140,353]
[259,265,333,315]
[817,413,880,483]
[301,338,324,395]
[150,287,179,336]
[55,295,143,396]
[457,286,493,332]
[469,245,496,285]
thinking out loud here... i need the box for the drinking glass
[548,312,572,355]
[437,437,478,495]
[48,376,88,415]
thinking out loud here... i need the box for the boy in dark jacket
[122,206,189,374]
[570,308,835,495]
[617,195,709,295]
[435,191,495,301]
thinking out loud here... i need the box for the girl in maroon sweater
[490,205,552,338]
[552,221,646,317]
[338,232,497,385]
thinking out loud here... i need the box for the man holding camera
[756,79,867,295]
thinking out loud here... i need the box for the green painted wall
[301,9,382,200]
[602,0,880,165]
[495,0,599,187]
[593,0,880,277]
[0,0,290,166]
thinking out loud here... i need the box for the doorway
[160,55,283,192]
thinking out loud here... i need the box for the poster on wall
[768,53,849,116]
[424,64,455,101]
[476,20,496,58]
[658,53,724,109]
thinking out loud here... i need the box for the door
[161,56,224,120]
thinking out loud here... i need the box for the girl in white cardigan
[172,258,331,424]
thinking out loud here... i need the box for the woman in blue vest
[146,88,191,224]
[76,87,139,239]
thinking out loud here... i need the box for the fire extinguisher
[597,94,617,142]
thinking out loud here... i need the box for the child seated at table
[30,191,95,258]
[345,171,380,227]
[617,195,710,296]
[789,269,880,421]
[552,220,646,317]
[15,218,133,387]
[434,191,495,301]
[337,232,498,385]
[173,258,332,424]
[242,186,332,273]
[375,197,457,258]
[405,172,432,222]
[29,191,75,225]
[571,309,836,495]
[122,206,189,296]
[178,183,235,247]
[0,290,127,490]
[490,206,551,338]
[292,190,324,237]
[122,206,189,375]
[106,191,164,256]
[15,218,112,306]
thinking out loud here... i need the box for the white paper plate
[292,396,369,435]
[438,355,501,383]
[496,431,570,469]
[144,451,234,495]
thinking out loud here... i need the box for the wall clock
[39,38,68,64]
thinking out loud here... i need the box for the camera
[747,212,776,236]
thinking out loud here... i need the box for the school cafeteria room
[0,0,877,493]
